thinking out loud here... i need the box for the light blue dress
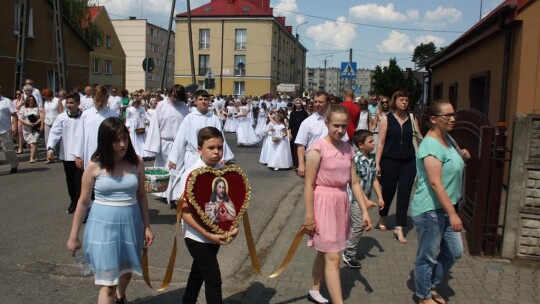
[83,169,143,286]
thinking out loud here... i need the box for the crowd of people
[0,81,470,304]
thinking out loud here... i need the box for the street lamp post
[321,54,333,92]
[295,21,308,37]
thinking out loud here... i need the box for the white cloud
[422,7,463,28]
[406,9,420,20]
[273,0,306,25]
[349,3,418,22]
[102,0,209,28]
[305,16,356,50]
[376,30,415,53]
[414,35,445,47]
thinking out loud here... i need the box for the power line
[273,7,466,34]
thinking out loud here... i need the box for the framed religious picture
[183,165,250,240]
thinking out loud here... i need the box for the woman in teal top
[412,101,470,304]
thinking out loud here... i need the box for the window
[105,60,113,75]
[198,55,210,76]
[199,29,210,49]
[234,81,245,95]
[448,82,458,108]
[14,5,19,34]
[149,43,159,52]
[234,55,246,76]
[198,80,206,90]
[106,35,112,48]
[469,71,490,115]
[47,70,58,93]
[167,61,173,68]
[433,82,443,100]
[93,58,100,73]
[14,5,34,37]
[235,29,246,50]
[96,33,102,47]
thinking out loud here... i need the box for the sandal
[115,296,129,304]
[17,150,23,154]
[431,290,446,304]
[393,227,408,244]
[377,224,387,231]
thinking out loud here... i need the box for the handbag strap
[409,113,421,138]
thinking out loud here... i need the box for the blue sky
[97,0,505,69]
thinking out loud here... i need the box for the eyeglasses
[434,112,457,119]
[381,100,388,104]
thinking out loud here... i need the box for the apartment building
[111,18,175,92]
[175,0,307,96]
[87,6,126,89]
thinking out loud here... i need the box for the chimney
[129,16,136,20]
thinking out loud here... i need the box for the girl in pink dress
[304,104,373,304]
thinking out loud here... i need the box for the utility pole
[348,48,353,91]
[14,0,29,92]
[161,0,176,90]
[322,60,327,91]
[52,0,67,91]
[187,0,196,85]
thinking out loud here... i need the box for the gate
[414,107,510,255]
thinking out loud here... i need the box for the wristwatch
[47,147,55,152]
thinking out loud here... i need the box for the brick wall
[503,114,540,259]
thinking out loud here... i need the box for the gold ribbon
[243,213,307,278]
[142,208,306,291]
[141,200,184,291]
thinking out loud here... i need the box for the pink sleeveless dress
[307,138,354,252]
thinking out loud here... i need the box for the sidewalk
[238,190,540,304]
[0,144,47,167]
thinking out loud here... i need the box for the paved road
[2,133,540,303]
[0,133,301,303]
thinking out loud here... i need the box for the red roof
[176,0,273,18]
[81,6,103,29]
[88,6,102,22]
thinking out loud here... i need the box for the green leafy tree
[412,42,437,68]
[371,58,405,98]
[371,58,423,108]
[62,0,101,47]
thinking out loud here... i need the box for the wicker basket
[144,167,170,193]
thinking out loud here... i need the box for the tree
[371,58,423,109]
[412,42,437,68]
[62,0,101,47]
[371,58,405,98]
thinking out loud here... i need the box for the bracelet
[303,222,316,226]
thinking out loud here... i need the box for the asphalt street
[0,133,302,303]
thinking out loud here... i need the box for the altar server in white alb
[144,85,190,198]
[167,90,234,206]
[144,85,190,167]
[73,85,118,170]
[46,92,83,214]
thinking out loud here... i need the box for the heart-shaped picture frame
[183,165,251,240]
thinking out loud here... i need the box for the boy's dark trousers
[63,160,83,212]
[182,238,222,304]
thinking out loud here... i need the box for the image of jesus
[205,177,236,223]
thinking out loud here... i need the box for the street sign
[341,62,357,78]
[354,86,362,95]
[142,58,155,72]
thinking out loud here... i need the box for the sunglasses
[434,112,457,119]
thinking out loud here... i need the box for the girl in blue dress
[68,117,154,304]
